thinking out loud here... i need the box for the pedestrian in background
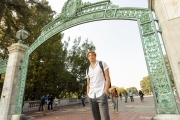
[139,90,144,102]
[54,97,58,111]
[119,92,122,100]
[81,94,85,107]
[39,95,44,111]
[124,90,128,103]
[78,94,81,104]
[129,90,134,102]
[43,93,49,116]
[111,88,119,113]
[48,95,53,110]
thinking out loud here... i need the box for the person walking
[124,90,128,103]
[81,94,85,107]
[48,95,53,110]
[39,95,45,111]
[139,90,144,102]
[86,51,111,120]
[54,97,58,111]
[78,94,82,105]
[119,92,122,100]
[43,93,49,116]
[111,88,119,113]
[129,90,134,102]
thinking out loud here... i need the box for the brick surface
[23,95,180,120]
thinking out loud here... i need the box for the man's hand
[104,90,108,96]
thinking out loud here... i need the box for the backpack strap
[87,61,111,88]
[99,61,111,88]
[99,61,105,80]
[86,67,89,78]
[86,61,104,79]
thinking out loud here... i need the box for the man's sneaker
[43,114,46,116]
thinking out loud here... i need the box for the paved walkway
[24,96,158,120]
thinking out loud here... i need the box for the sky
[46,0,149,90]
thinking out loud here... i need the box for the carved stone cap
[8,43,29,54]
[148,0,155,11]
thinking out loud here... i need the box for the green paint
[14,0,179,114]
[0,59,7,74]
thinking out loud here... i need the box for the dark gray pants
[88,93,110,120]
[112,97,118,111]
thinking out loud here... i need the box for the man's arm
[104,68,111,95]
[87,78,90,94]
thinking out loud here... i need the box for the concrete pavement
[24,96,158,120]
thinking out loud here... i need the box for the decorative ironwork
[15,0,179,115]
[0,59,8,74]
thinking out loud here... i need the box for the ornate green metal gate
[15,0,179,114]
[0,59,8,74]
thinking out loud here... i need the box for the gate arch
[16,0,179,114]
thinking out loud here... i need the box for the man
[86,51,111,120]
[129,90,134,102]
[124,90,128,103]
[43,93,49,116]
[78,94,81,104]
[81,94,85,107]
[48,95,53,110]
[39,95,45,111]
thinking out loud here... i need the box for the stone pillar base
[152,114,180,120]
[11,114,26,120]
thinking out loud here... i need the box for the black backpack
[87,61,111,88]
[41,97,45,104]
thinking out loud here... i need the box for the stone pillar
[148,0,180,119]
[0,43,28,120]
[149,0,180,100]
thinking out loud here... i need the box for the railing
[22,98,87,112]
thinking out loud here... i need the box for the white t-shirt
[86,61,109,98]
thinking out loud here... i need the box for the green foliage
[116,87,125,94]
[25,36,96,100]
[109,87,138,97]
[0,0,96,100]
[126,87,138,95]
[140,76,151,95]
[0,0,54,59]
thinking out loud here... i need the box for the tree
[0,0,97,100]
[140,76,151,95]
[25,36,96,100]
[25,33,65,100]
[64,37,96,97]
[0,0,54,59]
[116,87,125,95]
[126,87,138,95]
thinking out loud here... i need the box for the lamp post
[16,29,29,44]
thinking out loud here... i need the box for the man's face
[88,53,96,62]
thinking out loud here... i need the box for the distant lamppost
[16,29,29,44]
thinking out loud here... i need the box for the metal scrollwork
[16,0,179,115]
[0,59,8,74]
